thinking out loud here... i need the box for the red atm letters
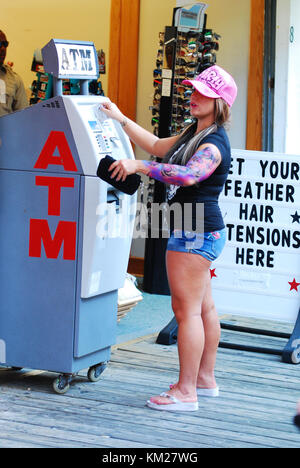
[29,131,78,261]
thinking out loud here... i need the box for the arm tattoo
[142,146,221,186]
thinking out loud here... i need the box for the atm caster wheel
[87,362,106,382]
[0,366,22,372]
[53,374,73,394]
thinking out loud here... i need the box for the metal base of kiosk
[156,308,300,364]
[0,361,107,395]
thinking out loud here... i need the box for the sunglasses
[184,118,194,125]
[152,124,159,136]
[198,63,214,73]
[153,69,162,78]
[173,101,190,111]
[203,32,213,42]
[172,95,191,104]
[173,84,189,93]
[177,48,187,57]
[203,41,219,52]
[172,108,190,118]
[186,51,200,59]
[202,52,217,64]
[171,126,183,135]
[0,41,9,48]
[187,42,197,50]
[176,58,198,68]
[172,115,186,124]
[177,35,198,44]
[173,92,192,100]
[175,70,197,79]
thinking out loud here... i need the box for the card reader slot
[107,191,119,204]
[107,189,120,214]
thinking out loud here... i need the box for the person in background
[294,401,300,430]
[0,30,28,117]
[100,65,237,412]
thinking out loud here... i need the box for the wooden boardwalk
[0,317,300,448]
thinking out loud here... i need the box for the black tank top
[169,125,231,232]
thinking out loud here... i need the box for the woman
[101,65,237,411]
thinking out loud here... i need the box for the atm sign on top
[56,43,97,77]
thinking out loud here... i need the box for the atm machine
[0,39,137,393]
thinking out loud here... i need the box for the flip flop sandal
[146,392,198,412]
[197,387,219,397]
[169,383,219,397]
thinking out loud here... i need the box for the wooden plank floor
[0,318,300,448]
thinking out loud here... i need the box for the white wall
[204,0,250,149]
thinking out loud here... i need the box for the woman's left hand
[109,159,140,182]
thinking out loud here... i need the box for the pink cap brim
[182,79,220,100]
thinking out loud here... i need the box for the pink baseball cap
[182,65,237,107]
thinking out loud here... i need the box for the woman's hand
[109,159,142,182]
[100,101,125,124]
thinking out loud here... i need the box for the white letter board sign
[212,149,300,324]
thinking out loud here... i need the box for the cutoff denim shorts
[167,228,226,262]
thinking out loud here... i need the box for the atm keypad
[95,132,111,152]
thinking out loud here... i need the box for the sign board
[42,39,99,80]
[55,43,97,77]
[174,3,207,32]
[212,149,300,324]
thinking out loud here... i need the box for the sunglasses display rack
[30,59,53,105]
[151,27,220,140]
[172,29,220,135]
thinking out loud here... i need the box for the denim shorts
[167,228,226,262]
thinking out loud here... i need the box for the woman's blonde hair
[215,98,231,127]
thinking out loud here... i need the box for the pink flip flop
[146,392,198,412]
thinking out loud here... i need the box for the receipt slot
[0,39,137,393]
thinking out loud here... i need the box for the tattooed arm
[142,144,221,186]
[108,144,221,185]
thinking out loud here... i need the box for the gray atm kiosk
[0,39,137,393]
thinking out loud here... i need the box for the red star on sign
[288,278,300,292]
[210,268,217,279]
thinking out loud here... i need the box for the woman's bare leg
[149,250,211,405]
[197,274,220,389]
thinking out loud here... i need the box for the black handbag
[96,155,141,195]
